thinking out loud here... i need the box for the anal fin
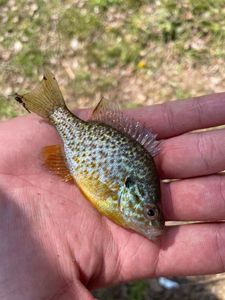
[42,145,73,182]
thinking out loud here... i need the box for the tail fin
[14,70,66,118]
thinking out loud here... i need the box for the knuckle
[193,98,204,127]
[215,225,225,272]
[162,103,176,133]
[196,132,214,172]
[217,176,225,210]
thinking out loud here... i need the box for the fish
[14,70,164,240]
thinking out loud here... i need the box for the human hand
[0,93,225,299]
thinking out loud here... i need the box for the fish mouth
[153,219,165,230]
[129,218,165,240]
[145,226,164,240]
[146,219,165,240]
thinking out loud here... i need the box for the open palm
[0,93,225,300]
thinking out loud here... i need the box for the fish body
[15,71,164,240]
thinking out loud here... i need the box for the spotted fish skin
[14,70,164,240]
[50,106,163,239]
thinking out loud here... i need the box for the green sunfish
[14,70,164,240]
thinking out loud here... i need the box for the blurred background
[1,0,225,299]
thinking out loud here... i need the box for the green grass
[2,0,225,73]
[0,96,17,119]
[127,280,149,300]
[93,280,149,300]
[0,0,60,76]
[2,0,225,119]
[57,0,225,67]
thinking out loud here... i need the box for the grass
[93,280,149,300]
[127,280,149,300]
[0,96,17,119]
[1,0,225,119]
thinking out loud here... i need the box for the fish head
[119,176,164,240]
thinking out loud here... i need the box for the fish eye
[147,208,156,217]
[144,204,159,220]
[125,177,135,188]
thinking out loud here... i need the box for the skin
[0,93,225,299]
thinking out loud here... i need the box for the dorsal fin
[91,98,159,156]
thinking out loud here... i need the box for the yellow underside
[75,174,127,227]
[41,145,126,227]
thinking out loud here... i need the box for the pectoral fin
[42,145,73,182]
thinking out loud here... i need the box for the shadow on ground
[93,275,224,300]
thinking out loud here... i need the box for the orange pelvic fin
[42,145,73,182]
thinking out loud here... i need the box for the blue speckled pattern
[15,69,164,240]
[50,106,164,240]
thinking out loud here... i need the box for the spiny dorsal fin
[42,145,73,182]
[92,96,121,116]
[91,98,159,156]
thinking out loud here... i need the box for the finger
[161,175,225,221]
[156,128,225,179]
[158,223,225,276]
[115,222,225,284]
[128,92,225,138]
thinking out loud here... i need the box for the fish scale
[14,70,165,240]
